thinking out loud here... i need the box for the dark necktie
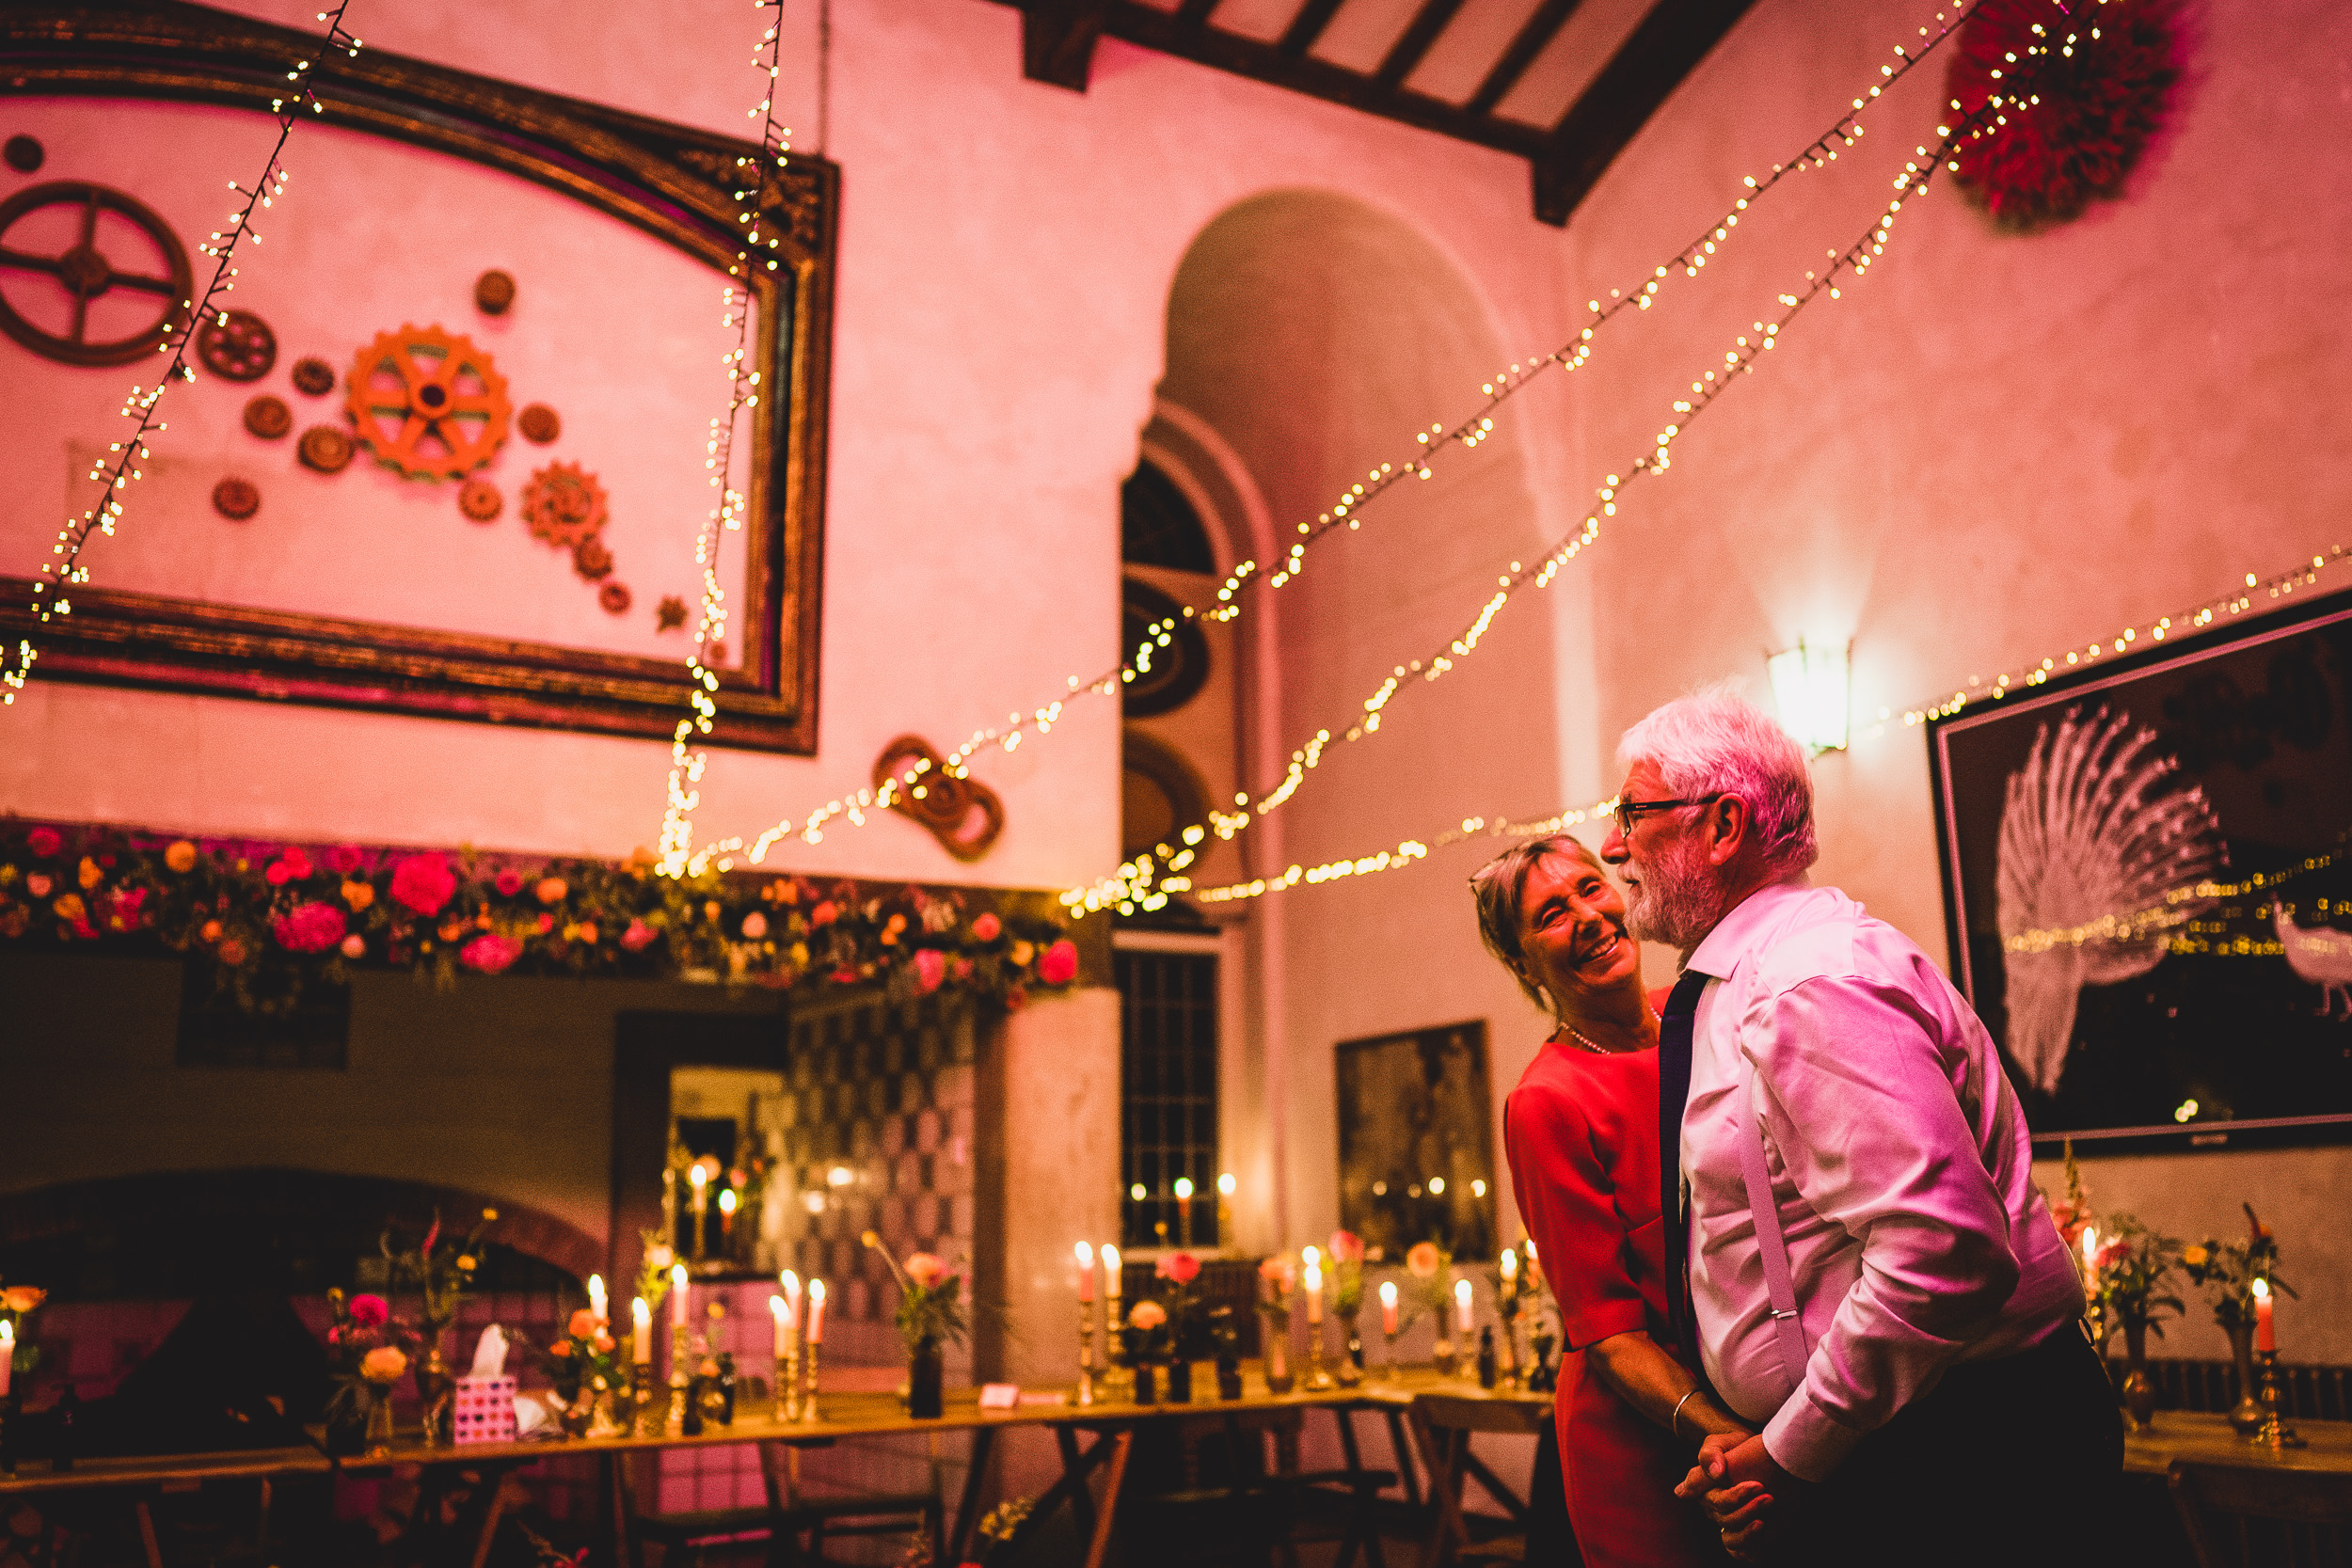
[1657,967,1711,1364]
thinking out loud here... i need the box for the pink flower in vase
[1157,1252,1201,1284]
[349,1293,389,1329]
[272,901,348,954]
[459,932,525,974]
[1327,1229,1365,1264]
[390,854,457,916]
[904,1253,947,1289]
[1039,939,1079,986]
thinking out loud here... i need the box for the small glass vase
[1215,1356,1244,1401]
[414,1333,453,1445]
[1133,1363,1158,1404]
[1263,1325,1294,1395]
[1336,1312,1363,1388]
[1167,1358,1192,1403]
[2120,1321,2156,1432]
[364,1389,395,1456]
[2226,1319,2265,1436]
[908,1337,945,1419]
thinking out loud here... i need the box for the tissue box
[452,1375,518,1445]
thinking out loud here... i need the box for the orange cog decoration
[521,462,608,548]
[345,324,512,481]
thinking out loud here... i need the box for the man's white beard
[1624,834,1723,952]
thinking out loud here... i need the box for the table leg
[1081,1431,1132,1568]
[1004,1426,1121,1554]
[255,1476,272,1561]
[469,1474,513,1568]
[134,1499,164,1568]
[946,1425,997,1565]
[1457,1449,1527,1526]
[1057,1424,1098,1544]
[1409,1407,1469,1568]
[1384,1408,1423,1510]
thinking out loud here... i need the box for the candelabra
[1103,1319,1133,1402]
[799,1341,822,1424]
[1076,1301,1096,1407]
[772,1345,801,1424]
[632,1360,660,1435]
[2251,1351,2306,1449]
[1378,1326,1398,1384]
[1304,1316,1334,1391]
[1498,1304,1521,1388]
[666,1324,691,1433]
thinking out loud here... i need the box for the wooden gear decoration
[0,181,193,367]
[197,309,276,381]
[344,324,512,481]
[872,735,1005,863]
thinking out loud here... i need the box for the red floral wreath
[1946,0,2181,229]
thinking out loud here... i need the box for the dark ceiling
[999,0,1756,225]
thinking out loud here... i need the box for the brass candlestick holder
[1076,1302,1097,1407]
[800,1342,822,1424]
[2252,1351,2306,1449]
[1104,1320,1132,1402]
[632,1361,659,1434]
[1378,1327,1398,1384]
[666,1324,691,1433]
[773,1346,801,1423]
[1498,1304,1521,1388]
[1304,1316,1335,1391]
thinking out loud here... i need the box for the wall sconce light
[1767,638,1851,754]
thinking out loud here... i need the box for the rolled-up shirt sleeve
[1506,1083,1648,1352]
[1749,975,2024,1480]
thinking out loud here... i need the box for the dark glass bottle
[53,1385,79,1471]
[1476,1326,1498,1390]
[716,1353,738,1426]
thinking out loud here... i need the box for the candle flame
[810,1279,827,1304]
[2252,1277,2271,1301]
[771,1294,787,1319]
[632,1297,650,1325]
[720,1188,737,1212]
[672,1261,689,1289]
[781,1269,800,1295]
[689,1164,707,1187]
[2080,1226,2099,1270]
[1103,1243,1120,1272]
[1378,1281,1397,1306]
[1075,1241,1093,1267]
[1217,1173,1236,1196]
[1500,1250,1518,1279]
[1302,1244,1320,1269]
[1454,1278,1472,1304]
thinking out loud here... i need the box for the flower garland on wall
[0,820,1079,1016]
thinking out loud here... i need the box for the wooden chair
[2168,1460,2352,1568]
[755,1439,942,1567]
[1125,1403,1397,1568]
[1409,1392,1551,1568]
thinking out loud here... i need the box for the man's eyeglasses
[1613,793,1725,838]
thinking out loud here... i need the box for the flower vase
[588,1386,626,1439]
[1215,1356,1244,1401]
[558,1390,592,1439]
[2226,1320,2265,1436]
[1433,1338,1459,1378]
[1167,1358,1192,1403]
[363,1390,395,1457]
[908,1337,945,1420]
[1336,1312,1363,1387]
[1133,1363,1158,1404]
[1263,1327,1294,1395]
[414,1335,453,1445]
[2121,1322,2156,1432]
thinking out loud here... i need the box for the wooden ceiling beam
[1374,0,1468,87]
[1531,0,1756,225]
[1276,0,1348,56]
[1174,0,1221,24]
[1464,0,1582,118]
[1019,0,1111,90]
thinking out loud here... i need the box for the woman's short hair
[1470,834,1605,1007]
[1615,685,1819,878]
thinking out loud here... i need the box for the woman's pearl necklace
[1562,1025,1626,1055]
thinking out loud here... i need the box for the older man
[1599,689,2117,1566]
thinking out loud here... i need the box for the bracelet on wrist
[1671,1388,1699,1439]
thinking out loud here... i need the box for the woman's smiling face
[1513,849,1642,1012]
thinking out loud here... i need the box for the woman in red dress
[1473,835,1759,1567]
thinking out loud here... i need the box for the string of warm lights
[1,5,362,708]
[656,0,792,879]
[1182,544,2352,915]
[1889,547,2349,727]
[1066,87,2026,918]
[657,3,1989,872]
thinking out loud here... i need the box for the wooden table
[0,1445,332,1568]
[2123,1410,2352,1477]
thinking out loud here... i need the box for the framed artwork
[1336,1020,1498,1260]
[0,4,833,752]
[1928,586,2352,1151]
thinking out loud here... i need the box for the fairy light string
[2,4,362,708]
[661,2,1987,870]
[657,0,791,879]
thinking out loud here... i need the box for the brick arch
[0,1166,599,1299]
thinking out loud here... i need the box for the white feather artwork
[2275,906,2352,1017]
[1995,705,2230,1095]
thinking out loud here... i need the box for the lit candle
[1454,1277,1473,1334]
[1217,1173,1235,1197]
[719,1187,737,1235]
[588,1274,608,1325]
[2253,1277,2275,1353]
[2080,1226,2100,1300]
[632,1297,652,1363]
[1379,1280,1398,1337]
[1304,1262,1323,1323]
[1103,1244,1121,1301]
[672,1262,691,1328]
[807,1280,827,1345]
[781,1269,801,1325]
[1499,1249,1518,1298]
[771,1295,790,1357]
[689,1163,709,1212]
[1076,1241,1095,1304]
[0,1320,12,1399]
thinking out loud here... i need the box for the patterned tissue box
[453,1374,518,1445]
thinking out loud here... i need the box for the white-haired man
[1600,688,2116,1565]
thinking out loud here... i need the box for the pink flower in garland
[390,853,458,916]
[25,827,61,858]
[1039,938,1078,986]
[325,845,364,876]
[970,911,1001,942]
[495,868,525,897]
[106,886,149,932]
[913,947,946,995]
[273,901,348,954]
[459,933,525,974]
[620,920,658,952]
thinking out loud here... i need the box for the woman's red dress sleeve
[1506,1074,1647,1351]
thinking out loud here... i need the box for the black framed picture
[1927,586,2352,1151]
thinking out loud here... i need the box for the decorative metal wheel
[0,181,193,367]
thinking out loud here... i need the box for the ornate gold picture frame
[0,2,833,752]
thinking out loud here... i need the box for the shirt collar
[1683,874,1813,981]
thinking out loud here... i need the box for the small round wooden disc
[297,425,354,473]
[290,356,335,396]
[458,477,502,522]
[517,404,560,444]
[475,269,516,315]
[573,535,613,579]
[598,581,632,615]
[3,135,41,174]
[212,477,261,520]
[198,309,277,382]
[243,394,292,439]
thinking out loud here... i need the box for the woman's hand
[1675,1433,1799,1560]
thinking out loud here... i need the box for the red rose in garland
[389,853,458,916]
[1946,0,2181,229]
